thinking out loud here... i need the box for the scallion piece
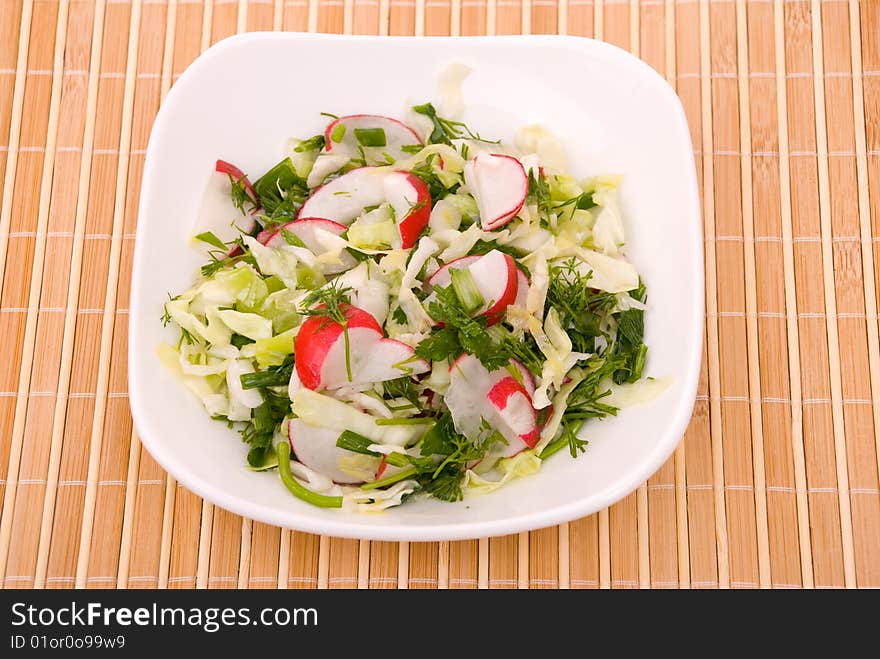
[449,268,484,315]
[276,442,343,508]
[329,123,346,143]
[374,417,433,426]
[335,431,409,467]
[360,465,418,491]
[353,127,387,148]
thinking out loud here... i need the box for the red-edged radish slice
[198,160,261,256]
[385,171,430,249]
[468,251,518,324]
[324,114,422,165]
[294,303,429,390]
[263,217,357,274]
[426,255,481,289]
[425,250,518,325]
[215,159,258,206]
[464,152,528,230]
[445,354,540,460]
[513,268,529,308]
[298,167,431,249]
[288,420,376,485]
[298,167,386,225]
[487,376,540,449]
[509,358,536,396]
[376,454,389,480]
[355,338,430,382]
[445,353,499,440]
[294,304,383,390]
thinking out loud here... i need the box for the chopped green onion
[539,437,567,460]
[360,465,418,491]
[374,417,433,426]
[336,430,409,467]
[239,359,294,389]
[628,344,648,383]
[343,325,352,382]
[330,123,346,143]
[335,430,380,456]
[294,134,325,152]
[353,127,387,148]
[450,268,484,315]
[276,442,343,508]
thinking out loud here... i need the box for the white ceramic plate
[130,33,703,541]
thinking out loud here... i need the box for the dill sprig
[547,259,617,354]
[412,102,500,145]
[301,282,354,381]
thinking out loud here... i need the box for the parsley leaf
[421,285,510,371]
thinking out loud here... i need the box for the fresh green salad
[160,101,657,511]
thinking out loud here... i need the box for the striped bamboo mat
[0,0,878,590]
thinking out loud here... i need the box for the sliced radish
[298,167,386,225]
[513,268,529,309]
[297,167,430,249]
[288,419,377,485]
[294,304,383,390]
[464,152,528,230]
[262,217,357,274]
[376,455,389,480]
[385,171,431,249]
[294,303,429,390]
[425,250,518,325]
[509,358,536,396]
[426,255,481,288]
[487,377,540,449]
[215,159,258,206]
[197,161,261,255]
[324,114,422,165]
[445,354,540,460]
[357,338,430,382]
[445,353,498,440]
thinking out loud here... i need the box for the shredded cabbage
[161,95,661,513]
[437,62,471,119]
[464,450,543,495]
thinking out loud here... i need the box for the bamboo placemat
[0,0,877,590]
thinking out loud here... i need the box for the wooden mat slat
[0,0,878,590]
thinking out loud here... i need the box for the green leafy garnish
[526,169,553,223]
[301,282,354,381]
[241,389,290,467]
[391,305,408,325]
[547,259,617,354]
[280,228,307,248]
[228,175,257,215]
[418,284,509,371]
[410,154,459,201]
[294,134,325,152]
[194,231,227,251]
[412,102,499,145]
[253,157,309,216]
[612,280,647,384]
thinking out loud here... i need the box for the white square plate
[130,33,703,541]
